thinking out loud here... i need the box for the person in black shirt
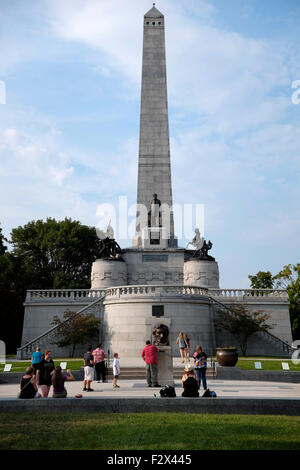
[36,349,55,397]
[181,364,199,397]
[83,346,94,392]
[19,366,41,399]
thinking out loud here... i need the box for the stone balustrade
[25,289,106,303]
[104,285,208,299]
[24,287,288,304]
[208,288,288,300]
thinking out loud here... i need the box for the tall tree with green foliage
[215,305,273,356]
[0,224,25,353]
[0,218,100,352]
[0,225,7,256]
[248,271,274,289]
[10,218,99,289]
[52,310,101,357]
[273,264,300,339]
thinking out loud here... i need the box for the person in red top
[141,340,160,388]
[92,344,107,383]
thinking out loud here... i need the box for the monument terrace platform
[18,287,292,360]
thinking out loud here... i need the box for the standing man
[83,346,94,392]
[141,340,160,388]
[92,344,107,383]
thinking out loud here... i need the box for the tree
[248,271,274,289]
[51,310,101,357]
[0,218,100,353]
[10,217,99,289]
[0,224,25,353]
[273,264,300,339]
[0,224,7,256]
[215,305,273,356]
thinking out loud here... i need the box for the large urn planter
[216,347,238,367]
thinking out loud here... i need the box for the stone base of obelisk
[157,346,174,387]
[145,317,174,387]
[142,227,169,249]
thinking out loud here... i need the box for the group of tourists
[83,345,120,391]
[19,348,74,399]
[181,345,208,397]
[19,335,207,399]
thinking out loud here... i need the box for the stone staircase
[104,364,216,380]
[17,294,105,359]
[209,296,294,357]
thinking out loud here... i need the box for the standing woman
[193,345,208,390]
[176,332,186,363]
[36,349,55,397]
[183,333,191,361]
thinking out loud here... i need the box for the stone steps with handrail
[209,296,293,355]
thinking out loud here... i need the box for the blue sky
[0,0,299,287]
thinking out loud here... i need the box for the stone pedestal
[145,317,174,386]
[157,346,174,386]
[142,227,169,249]
[91,258,127,289]
[184,259,219,288]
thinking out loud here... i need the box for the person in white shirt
[113,352,120,388]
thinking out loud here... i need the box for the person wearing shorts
[36,349,55,397]
[83,346,94,392]
[113,352,120,388]
[176,332,186,363]
[31,347,42,373]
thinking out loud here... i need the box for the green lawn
[237,359,300,371]
[1,357,300,373]
[0,359,84,372]
[0,412,299,450]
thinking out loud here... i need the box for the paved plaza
[1,379,300,400]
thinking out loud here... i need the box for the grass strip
[0,412,299,450]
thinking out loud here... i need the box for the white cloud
[0,0,299,286]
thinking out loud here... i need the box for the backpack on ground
[202,388,217,398]
[160,385,176,398]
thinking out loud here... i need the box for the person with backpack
[193,345,208,390]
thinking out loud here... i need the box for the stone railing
[25,289,106,303]
[104,285,208,299]
[209,288,288,301]
[24,287,288,304]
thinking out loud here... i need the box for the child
[113,352,120,388]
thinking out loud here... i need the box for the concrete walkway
[1,379,300,399]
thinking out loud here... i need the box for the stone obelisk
[134,4,176,248]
